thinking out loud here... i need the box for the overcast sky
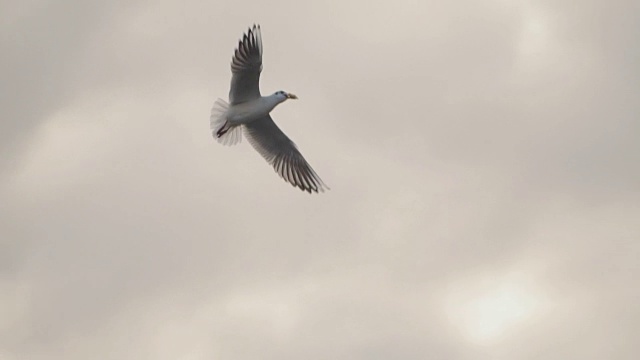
[1,0,639,359]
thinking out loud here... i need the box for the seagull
[210,24,328,193]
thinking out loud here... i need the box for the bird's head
[274,90,298,102]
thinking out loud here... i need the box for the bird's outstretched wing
[229,24,263,105]
[243,115,328,193]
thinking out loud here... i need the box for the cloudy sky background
[1,0,638,359]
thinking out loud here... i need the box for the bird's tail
[210,98,242,146]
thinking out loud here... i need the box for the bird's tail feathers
[210,98,242,146]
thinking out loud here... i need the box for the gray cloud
[1,0,638,359]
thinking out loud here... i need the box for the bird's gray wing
[229,25,263,104]
[243,115,328,193]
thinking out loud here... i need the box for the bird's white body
[226,95,282,125]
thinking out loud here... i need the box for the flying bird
[210,24,328,193]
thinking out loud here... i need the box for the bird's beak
[286,93,298,99]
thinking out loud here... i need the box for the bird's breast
[227,97,276,124]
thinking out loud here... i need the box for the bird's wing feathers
[229,25,263,104]
[243,116,328,193]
